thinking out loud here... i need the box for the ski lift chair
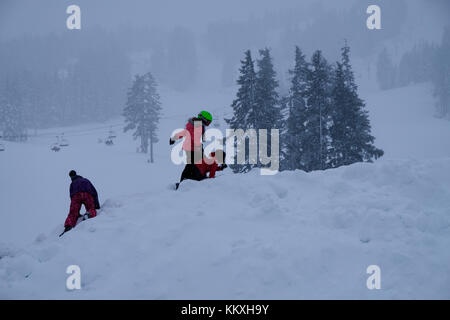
[58,133,69,147]
[108,130,117,139]
[51,143,60,152]
[59,138,69,147]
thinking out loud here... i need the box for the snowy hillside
[365,83,450,159]
[1,159,450,299]
[1,83,450,299]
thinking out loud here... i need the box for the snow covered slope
[1,159,450,299]
[364,83,450,159]
[1,83,450,299]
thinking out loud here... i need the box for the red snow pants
[64,192,97,228]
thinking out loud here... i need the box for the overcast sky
[1,0,448,41]
[0,0,311,38]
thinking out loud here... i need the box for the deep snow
[1,83,450,299]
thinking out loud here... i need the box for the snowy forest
[119,42,384,172]
[226,44,383,173]
[0,26,197,139]
[1,0,449,143]
[376,27,450,118]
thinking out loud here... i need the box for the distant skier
[176,150,228,190]
[61,170,100,236]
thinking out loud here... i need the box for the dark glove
[169,138,175,145]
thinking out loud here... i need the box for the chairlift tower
[59,133,69,147]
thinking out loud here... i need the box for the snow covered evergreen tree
[303,50,333,171]
[226,50,256,130]
[226,48,282,173]
[254,48,283,170]
[226,50,257,173]
[397,42,435,87]
[432,26,450,118]
[123,72,162,162]
[0,101,27,142]
[0,79,28,142]
[225,50,256,173]
[284,46,309,171]
[329,45,383,168]
[254,48,283,130]
[340,42,357,92]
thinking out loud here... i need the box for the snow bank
[1,158,449,299]
[1,82,449,299]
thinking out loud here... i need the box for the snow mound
[1,158,450,299]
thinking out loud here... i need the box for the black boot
[59,225,72,237]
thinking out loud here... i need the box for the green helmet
[198,110,213,123]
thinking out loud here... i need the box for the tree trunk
[149,134,154,163]
[319,104,323,170]
[141,134,148,153]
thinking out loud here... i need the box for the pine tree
[254,48,282,130]
[226,50,256,130]
[341,42,357,92]
[278,94,290,170]
[432,26,450,118]
[123,72,162,162]
[226,50,257,173]
[0,78,27,142]
[397,42,435,88]
[254,48,283,170]
[330,45,384,167]
[284,46,309,171]
[303,50,333,171]
[0,101,27,142]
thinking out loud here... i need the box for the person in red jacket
[171,111,214,190]
[175,150,227,189]
[170,110,212,164]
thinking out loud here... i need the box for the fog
[2,1,450,300]
[1,0,448,40]
[0,0,449,129]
